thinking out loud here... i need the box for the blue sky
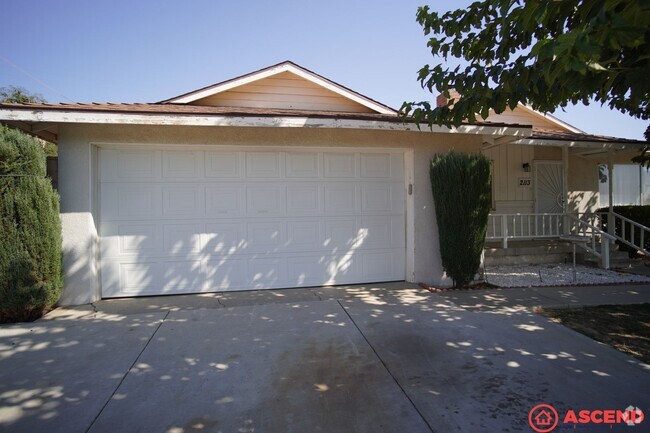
[1,0,646,139]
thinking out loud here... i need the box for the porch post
[562,145,569,234]
[607,149,614,230]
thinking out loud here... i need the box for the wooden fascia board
[516,103,583,133]
[168,63,396,115]
[514,137,643,151]
[280,65,396,115]
[168,65,291,103]
[0,108,530,136]
[482,135,518,150]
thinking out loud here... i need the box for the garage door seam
[337,300,436,433]
[85,311,170,433]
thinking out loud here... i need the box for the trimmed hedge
[0,126,62,323]
[430,151,491,287]
[597,205,650,255]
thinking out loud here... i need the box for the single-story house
[0,61,646,305]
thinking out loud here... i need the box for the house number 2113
[518,178,532,187]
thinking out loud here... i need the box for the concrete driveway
[1,283,649,433]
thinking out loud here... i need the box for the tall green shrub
[0,126,62,322]
[430,151,491,287]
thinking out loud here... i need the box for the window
[599,164,650,207]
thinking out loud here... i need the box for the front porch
[485,212,649,269]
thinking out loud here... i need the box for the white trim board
[0,107,532,137]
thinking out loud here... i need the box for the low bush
[430,151,491,287]
[0,126,62,322]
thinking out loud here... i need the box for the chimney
[436,90,461,107]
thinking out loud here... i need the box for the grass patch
[539,304,650,364]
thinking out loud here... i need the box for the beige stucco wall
[57,123,483,304]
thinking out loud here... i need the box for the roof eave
[517,103,584,133]
[514,137,646,151]
[0,106,530,137]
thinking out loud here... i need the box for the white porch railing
[606,211,650,256]
[486,212,616,269]
[486,213,564,248]
[566,214,616,269]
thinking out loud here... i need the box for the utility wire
[1,54,75,102]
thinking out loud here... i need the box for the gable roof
[483,103,584,133]
[160,61,397,115]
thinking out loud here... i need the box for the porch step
[577,250,645,269]
[484,241,573,266]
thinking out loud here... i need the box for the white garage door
[99,148,405,297]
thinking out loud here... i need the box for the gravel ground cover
[485,263,650,287]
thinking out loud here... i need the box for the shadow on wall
[59,217,98,306]
[567,190,599,214]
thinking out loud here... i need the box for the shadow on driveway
[1,283,649,432]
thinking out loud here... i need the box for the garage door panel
[162,185,204,218]
[162,151,204,178]
[246,185,285,216]
[246,222,285,253]
[359,216,393,249]
[286,185,320,215]
[360,153,391,178]
[327,254,359,282]
[246,152,281,178]
[162,223,202,255]
[323,184,358,215]
[359,216,406,250]
[286,221,321,251]
[101,149,158,182]
[160,260,204,292]
[287,255,330,286]
[362,251,399,281]
[205,185,244,217]
[361,184,393,213]
[100,148,405,297]
[323,218,359,250]
[100,222,160,258]
[119,262,162,295]
[205,152,242,178]
[101,184,160,221]
[248,258,286,289]
[203,222,245,254]
[286,152,320,178]
[324,152,357,178]
[205,258,247,291]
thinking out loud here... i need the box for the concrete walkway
[1,282,649,432]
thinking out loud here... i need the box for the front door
[534,161,565,213]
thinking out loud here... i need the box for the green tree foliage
[631,125,650,167]
[0,85,46,104]
[401,1,650,137]
[0,85,57,156]
[0,125,62,322]
[430,151,492,287]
